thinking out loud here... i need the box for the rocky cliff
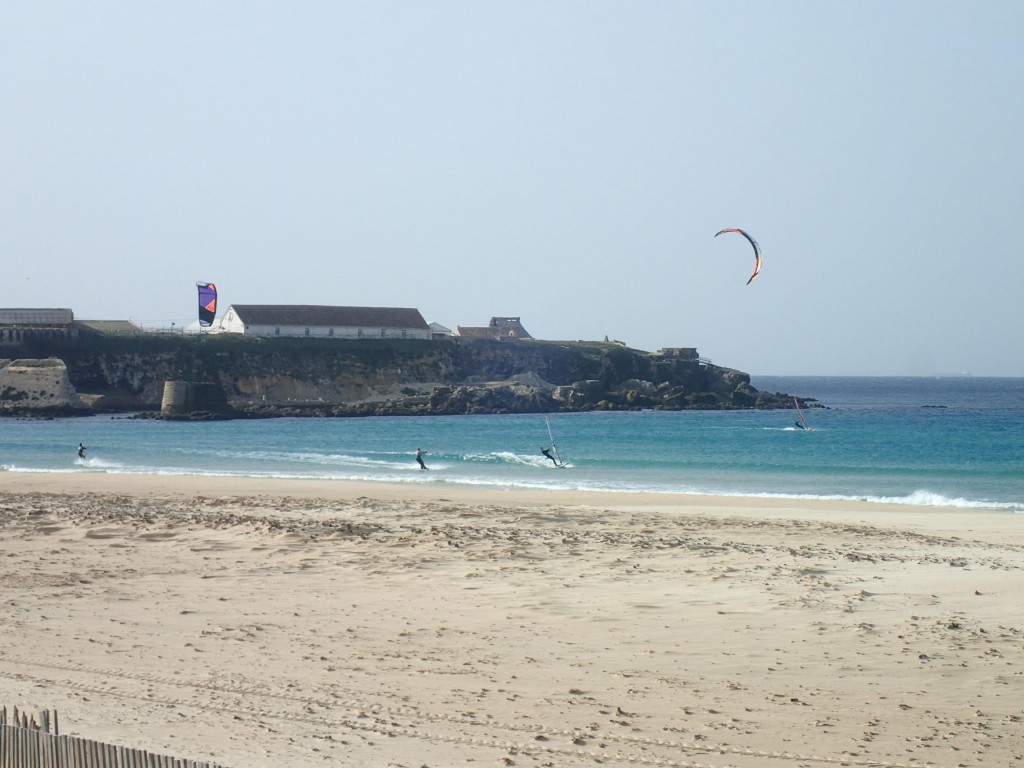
[2,334,805,418]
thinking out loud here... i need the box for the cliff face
[2,335,800,417]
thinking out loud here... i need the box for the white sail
[793,397,812,430]
[545,415,563,465]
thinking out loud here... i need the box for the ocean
[2,376,1022,512]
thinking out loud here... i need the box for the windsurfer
[541,446,559,466]
[792,397,812,431]
[415,447,428,470]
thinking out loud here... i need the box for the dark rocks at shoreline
[0,404,94,419]
[163,379,805,420]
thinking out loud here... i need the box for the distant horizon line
[750,373,1024,379]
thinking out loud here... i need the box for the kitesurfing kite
[714,228,762,285]
[197,282,217,327]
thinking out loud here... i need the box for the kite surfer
[77,442,87,459]
[415,447,428,470]
[541,446,559,466]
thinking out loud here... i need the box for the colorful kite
[197,282,217,327]
[714,228,762,285]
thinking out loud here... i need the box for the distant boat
[793,397,813,431]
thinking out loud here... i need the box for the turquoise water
[2,377,1022,511]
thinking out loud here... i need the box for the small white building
[217,305,432,340]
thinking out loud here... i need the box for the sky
[2,2,1022,376]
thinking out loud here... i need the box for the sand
[1,472,1021,767]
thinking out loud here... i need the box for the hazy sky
[3,2,1022,375]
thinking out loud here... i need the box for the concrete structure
[0,308,76,346]
[76,320,144,336]
[656,347,699,361]
[217,305,431,340]
[455,317,532,340]
[160,380,229,416]
[0,358,85,410]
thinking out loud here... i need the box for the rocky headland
[1,334,811,419]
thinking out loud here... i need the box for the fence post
[1,712,225,768]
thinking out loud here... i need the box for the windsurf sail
[793,397,812,431]
[197,282,217,327]
[545,415,564,466]
[714,228,762,285]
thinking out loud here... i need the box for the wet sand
[1,472,1022,767]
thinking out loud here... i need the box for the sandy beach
[1,472,1021,767]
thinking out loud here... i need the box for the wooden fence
[0,707,226,768]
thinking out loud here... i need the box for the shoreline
[4,468,1019,536]
[5,466,1022,512]
[2,470,1022,766]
